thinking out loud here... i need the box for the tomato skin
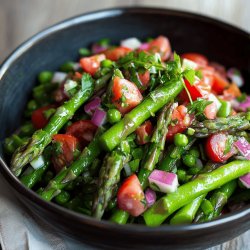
[52,134,78,172]
[66,120,97,148]
[138,70,150,89]
[148,36,171,61]
[104,47,132,61]
[179,66,214,103]
[117,174,146,217]
[135,120,153,145]
[212,72,230,94]
[112,76,143,115]
[181,53,208,66]
[31,105,55,129]
[80,54,105,76]
[166,105,193,140]
[205,133,237,163]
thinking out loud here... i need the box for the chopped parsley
[188,98,213,116]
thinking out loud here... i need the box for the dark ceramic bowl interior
[0,7,249,249]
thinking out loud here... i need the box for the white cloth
[0,174,96,250]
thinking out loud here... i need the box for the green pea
[187,128,195,136]
[55,190,71,205]
[217,100,231,118]
[174,133,188,147]
[183,154,196,168]
[60,61,75,72]
[38,71,53,84]
[79,48,91,56]
[98,38,110,47]
[177,169,187,183]
[27,100,38,111]
[107,199,117,211]
[129,159,140,173]
[107,109,121,124]
[101,59,113,68]
[189,147,200,158]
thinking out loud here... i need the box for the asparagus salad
[5,36,250,226]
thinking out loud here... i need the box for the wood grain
[0,0,249,249]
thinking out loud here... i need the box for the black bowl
[0,7,249,249]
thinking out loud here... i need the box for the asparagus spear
[11,74,94,176]
[170,194,206,225]
[195,180,237,222]
[143,160,250,226]
[100,78,184,151]
[110,103,175,223]
[169,161,221,225]
[92,144,130,219]
[191,112,250,138]
[40,87,180,202]
[140,102,176,188]
[40,132,102,201]
[20,164,49,188]
[159,138,196,172]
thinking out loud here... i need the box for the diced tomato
[80,54,106,76]
[212,72,230,94]
[138,70,150,88]
[117,174,146,217]
[181,53,208,66]
[179,66,215,103]
[66,120,97,148]
[72,72,83,81]
[135,120,153,145]
[104,47,132,61]
[205,133,237,163]
[112,76,143,115]
[147,36,171,61]
[223,83,241,100]
[51,134,78,172]
[166,105,193,140]
[31,105,55,129]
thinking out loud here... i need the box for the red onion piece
[148,170,179,193]
[234,137,250,160]
[51,72,67,84]
[138,42,149,51]
[239,173,250,189]
[145,188,156,207]
[236,96,250,112]
[91,108,106,127]
[84,97,101,115]
[91,43,107,54]
[227,67,244,87]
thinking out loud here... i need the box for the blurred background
[0,0,249,63]
[0,1,249,249]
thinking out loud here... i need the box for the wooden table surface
[0,0,249,249]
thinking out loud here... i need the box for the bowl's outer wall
[0,8,250,249]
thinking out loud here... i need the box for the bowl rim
[0,6,250,235]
